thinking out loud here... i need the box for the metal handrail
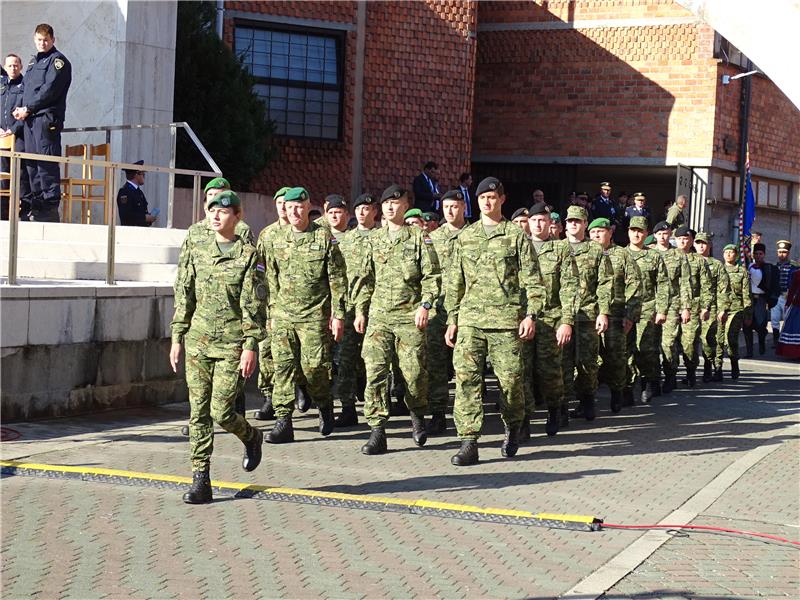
[1,149,218,286]
[61,122,222,227]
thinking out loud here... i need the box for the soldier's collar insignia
[54,58,64,70]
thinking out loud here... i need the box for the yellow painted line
[1,460,599,526]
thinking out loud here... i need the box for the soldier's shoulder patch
[330,237,338,244]
[119,195,127,204]
[256,262,266,272]
[424,236,433,245]
[255,283,267,300]
[54,58,64,70]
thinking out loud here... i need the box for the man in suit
[117,160,157,227]
[412,161,441,214]
[744,242,780,356]
[458,172,477,222]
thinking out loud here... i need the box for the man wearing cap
[625,192,650,225]
[332,192,378,427]
[426,189,469,434]
[511,205,534,423]
[626,217,670,403]
[262,187,348,443]
[422,212,439,233]
[591,181,617,223]
[170,189,266,503]
[403,207,426,229]
[445,176,545,466]
[523,201,578,438]
[721,244,752,378]
[771,240,800,346]
[548,212,563,240]
[694,233,731,382]
[561,205,613,421]
[675,226,713,387]
[589,217,642,411]
[511,207,531,238]
[653,221,692,393]
[353,184,440,454]
[324,194,350,235]
[744,242,780,356]
[666,195,688,229]
[116,160,157,227]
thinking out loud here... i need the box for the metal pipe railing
[0,149,219,286]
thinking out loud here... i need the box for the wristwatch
[421,302,432,310]
[525,313,536,321]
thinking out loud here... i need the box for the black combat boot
[580,396,596,421]
[686,366,697,388]
[451,440,479,466]
[758,334,766,355]
[518,413,531,442]
[545,408,560,437]
[410,413,427,447]
[640,380,657,404]
[183,470,212,504]
[610,390,623,413]
[296,385,312,413]
[242,429,263,472]
[702,360,712,383]
[427,411,447,435]
[663,372,677,394]
[501,425,519,457]
[730,358,740,379]
[361,427,387,455]
[235,391,246,417]
[254,394,275,421]
[334,405,358,428]
[266,417,294,444]
[622,387,635,407]
[181,424,190,437]
[319,405,335,436]
[711,367,723,382]
[559,404,570,428]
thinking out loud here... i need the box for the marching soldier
[694,233,731,382]
[721,244,752,378]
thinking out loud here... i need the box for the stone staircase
[0,221,187,283]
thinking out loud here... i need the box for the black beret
[381,184,407,202]
[326,195,347,210]
[528,201,549,216]
[441,189,464,202]
[476,176,502,197]
[511,207,529,221]
[353,193,376,208]
[674,225,693,237]
[652,221,671,233]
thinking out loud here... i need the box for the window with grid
[235,24,342,140]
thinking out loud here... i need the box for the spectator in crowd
[1,53,31,220]
[403,207,425,229]
[549,211,563,240]
[666,194,688,229]
[626,192,650,223]
[776,267,800,359]
[611,190,630,246]
[117,160,157,227]
[772,240,800,346]
[13,23,72,222]
[591,181,617,222]
[458,172,476,222]
[575,192,591,211]
[744,242,780,356]
[531,189,545,206]
[412,161,441,214]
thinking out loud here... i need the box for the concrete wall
[0,284,185,421]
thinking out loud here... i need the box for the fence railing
[0,149,219,285]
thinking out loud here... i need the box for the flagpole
[735,59,753,264]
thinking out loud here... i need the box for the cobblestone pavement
[2,355,798,599]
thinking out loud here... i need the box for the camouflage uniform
[445,220,544,439]
[171,234,265,472]
[681,252,713,371]
[426,224,465,414]
[702,256,731,371]
[263,221,347,417]
[600,244,642,392]
[254,220,284,399]
[719,263,751,366]
[561,240,614,405]
[625,246,670,386]
[353,225,440,427]
[655,247,691,380]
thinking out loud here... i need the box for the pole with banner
[738,145,756,265]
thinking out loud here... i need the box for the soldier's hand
[354,314,367,334]
[681,309,691,324]
[655,313,667,325]
[445,324,458,348]
[519,316,535,341]
[717,311,728,323]
[169,343,182,373]
[330,317,344,342]
[415,306,429,330]
[269,318,275,331]
[701,309,710,321]
[240,349,256,378]
[556,323,572,347]
[623,318,634,334]
[595,314,609,334]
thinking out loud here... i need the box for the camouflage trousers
[453,326,524,440]
[185,349,256,472]
[333,310,365,408]
[257,329,273,396]
[363,322,428,428]
[562,320,600,402]
[718,310,744,362]
[701,315,723,369]
[627,316,661,385]
[271,320,333,418]
[660,306,682,375]
[680,310,702,368]
[530,319,563,411]
[600,316,628,392]
[522,339,535,413]
[426,308,452,414]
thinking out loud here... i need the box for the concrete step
[0,221,188,246]
[0,257,177,282]
[0,239,181,264]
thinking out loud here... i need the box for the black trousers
[23,114,62,220]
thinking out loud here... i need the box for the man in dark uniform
[590,181,617,222]
[1,53,31,219]
[12,24,72,222]
[117,160,157,227]
[625,192,650,225]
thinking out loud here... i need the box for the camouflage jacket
[254,220,286,321]
[606,244,643,322]
[705,256,731,314]
[445,220,544,329]
[655,247,691,311]
[263,221,347,323]
[171,234,265,356]
[684,252,714,312]
[337,227,375,311]
[533,238,579,326]
[626,246,670,319]
[569,239,613,322]
[724,263,752,318]
[428,224,466,310]
[353,225,440,325]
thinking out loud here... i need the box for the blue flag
[738,148,756,265]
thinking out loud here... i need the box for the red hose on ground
[603,523,800,546]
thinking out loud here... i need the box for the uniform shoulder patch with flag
[256,263,265,272]
[330,237,338,244]
[424,236,433,245]
[54,58,64,70]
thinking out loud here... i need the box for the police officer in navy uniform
[1,53,31,219]
[590,181,617,222]
[12,24,72,222]
[117,160,157,227]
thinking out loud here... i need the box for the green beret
[273,186,291,201]
[644,234,655,245]
[629,216,649,230]
[695,232,711,243]
[422,212,437,222]
[550,211,560,222]
[588,217,611,230]
[566,205,588,221]
[404,208,424,220]
[723,244,737,251]
[284,187,309,203]
[204,177,230,194]
[207,190,240,209]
